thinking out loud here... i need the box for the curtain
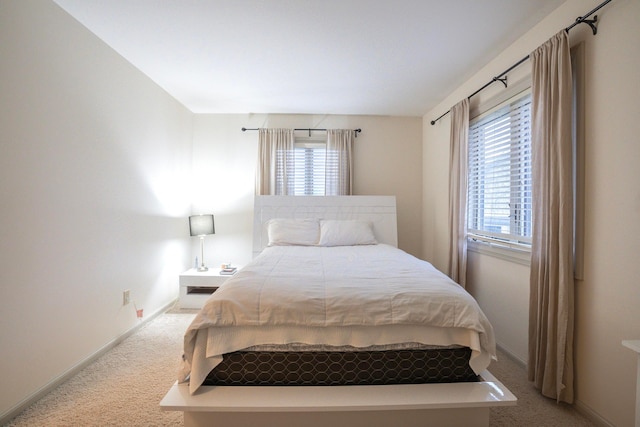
[325,129,354,195]
[447,98,469,287]
[528,30,575,403]
[255,128,295,195]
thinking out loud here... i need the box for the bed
[161,195,516,427]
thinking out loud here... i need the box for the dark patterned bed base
[203,347,478,386]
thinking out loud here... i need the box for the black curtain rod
[430,0,612,125]
[242,127,362,137]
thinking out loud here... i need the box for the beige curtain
[528,30,575,403]
[326,129,354,195]
[448,99,469,287]
[255,128,295,195]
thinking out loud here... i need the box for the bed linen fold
[180,244,496,394]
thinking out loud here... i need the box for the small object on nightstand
[220,267,237,275]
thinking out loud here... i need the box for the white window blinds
[467,91,532,248]
[292,142,327,196]
[275,141,328,196]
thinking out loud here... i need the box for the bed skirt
[203,347,478,386]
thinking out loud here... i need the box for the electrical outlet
[123,290,130,306]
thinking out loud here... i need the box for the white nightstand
[179,268,237,309]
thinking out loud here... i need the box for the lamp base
[197,266,209,272]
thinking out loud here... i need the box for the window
[275,139,327,196]
[291,140,327,196]
[467,90,532,250]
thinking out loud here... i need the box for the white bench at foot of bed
[160,370,516,427]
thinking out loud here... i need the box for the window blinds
[275,142,328,196]
[292,143,326,195]
[467,92,532,247]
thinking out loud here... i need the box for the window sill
[467,239,531,266]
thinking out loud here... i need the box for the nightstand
[179,268,237,309]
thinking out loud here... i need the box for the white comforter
[180,244,496,394]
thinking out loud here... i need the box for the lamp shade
[189,214,215,236]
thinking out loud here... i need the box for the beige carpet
[5,310,596,426]
[488,352,596,426]
[4,311,191,427]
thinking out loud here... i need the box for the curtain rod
[242,127,362,137]
[430,0,612,125]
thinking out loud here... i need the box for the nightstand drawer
[185,286,219,295]
[179,285,219,309]
[178,268,239,309]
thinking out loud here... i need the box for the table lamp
[189,214,215,271]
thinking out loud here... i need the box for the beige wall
[422,0,640,425]
[191,114,423,266]
[0,0,193,420]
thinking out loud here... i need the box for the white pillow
[318,220,377,247]
[267,218,320,246]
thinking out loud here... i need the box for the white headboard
[253,195,398,257]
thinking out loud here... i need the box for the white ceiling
[53,0,565,117]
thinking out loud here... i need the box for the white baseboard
[0,299,177,426]
[573,400,615,427]
[496,343,527,367]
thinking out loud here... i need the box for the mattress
[203,346,478,386]
[180,244,496,394]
